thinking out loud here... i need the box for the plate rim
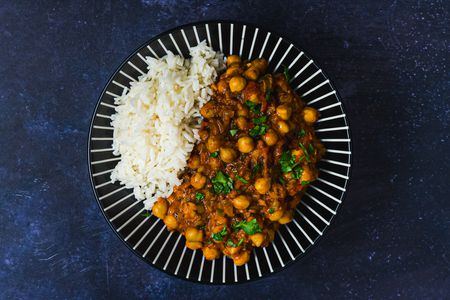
[87,19,354,285]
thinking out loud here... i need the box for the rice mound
[110,41,224,210]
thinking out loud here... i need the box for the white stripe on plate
[93,125,113,130]
[294,69,322,91]
[104,192,134,211]
[137,53,147,64]
[119,70,137,82]
[169,33,182,55]
[234,264,238,282]
[117,207,145,232]
[326,149,351,155]
[263,247,274,272]
[316,113,346,123]
[248,28,259,60]
[245,263,250,280]
[268,37,282,63]
[271,241,285,267]
[319,168,349,179]
[174,246,187,275]
[288,51,304,69]
[163,234,182,270]
[321,159,351,167]
[186,250,196,279]
[290,60,313,82]
[277,230,295,260]
[91,157,121,165]
[90,148,113,153]
[95,180,112,189]
[222,256,226,283]
[143,225,166,257]
[285,224,305,252]
[153,231,174,264]
[92,168,114,177]
[197,256,205,281]
[205,24,212,46]
[306,91,336,105]
[124,214,151,240]
[218,23,223,53]
[292,219,314,245]
[315,126,349,132]
[112,80,127,90]
[210,259,215,283]
[157,39,168,54]
[105,91,120,98]
[253,249,262,277]
[95,113,111,119]
[299,202,330,226]
[91,137,113,141]
[274,44,293,71]
[110,200,140,222]
[317,177,346,192]
[193,25,201,44]
[239,25,246,57]
[296,209,323,236]
[318,102,341,112]
[181,29,190,48]
[308,186,341,205]
[146,45,159,59]
[321,138,351,142]
[229,23,234,54]
[259,32,271,58]
[302,80,330,97]
[100,102,116,109]
[127,61,145,75]
[98,186,125,200]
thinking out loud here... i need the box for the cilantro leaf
[298,128,306,138]
[301,180,310,186]
[142,211,152,217]
[232,219,262,235]
[298,143,311,162]
[245,101,261,114]
[226,239,237,247]
[268,208,275,214]
[212,171,234,194]
[253,116,267,125]
[252,163,261,178]
[235,174,248,184]
[249,124,268,137]
[195,192,204,202]
[212,226,228,241]
[283,65,290,81]
[229,129,238,136]
[210,151,219,158]
[308,143,315,154]
[265,88,272,102]
[280,150,303,179]
[237,238,244,246]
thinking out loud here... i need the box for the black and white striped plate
[88,21,352,284]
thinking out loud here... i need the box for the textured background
[1,0,449,299]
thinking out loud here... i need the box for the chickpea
[185,227,203,242]
[233,250,250,266]
[235,116,248,130]
[206,135,221,153]
[276,104,292,120]
[301,165,315,182]
[200,101,216,118]
[225,64,241,77]
[237,106,249,117]
[243,67,259,81]
[186,241,202,250]
[229,76,247,93]
[276,120,290,134]
[303,107,319,123]
[187,155,200,169]
[250,233,265,247]
[262,129,278,146]
[268,209,283,221]
[251,58,268,73]
[202,246,220,260]
[237,136,255,153]
[208,156,222,170]
[232,195,251,210]
[254,177,271,194]
[190,172,207,189]
[152,198,168,219]
[217,79,228,94]
[278,210,294,224]
[219,147,237,163]
[182,202,198,219]
[227,55,241,66]
[164,215,178,230]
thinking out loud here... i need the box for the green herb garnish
[279,177,286,184]
[142,211,152,217]
[253,116,267,124]
[237,238,244,246]
[249,124,268,137]
[210,151,219,158]
[245,101,261,114]
[308,143,315,154]
[212,226,228,241]
[226,239,237,247]
[283,65,290,81]
[211,171,234,194]
[265,89,272,102]
[299,143,311,162]
[232,219,262,235]
[229,128,239,136]
[268,208,275,214]
[195,192,204,202]
[301,180,310,186]
[280,150,303,179]
[235,174,248,184]
[298,128,306,138]
[251,163,261,178]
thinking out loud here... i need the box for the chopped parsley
[251,163,261,178]
[308,143,315,154]
[211,226,228,241]
[280,150,304,179]
[299,143,311,162]
[229,128,239,136]
[278,177,286,184]
[268,208,275,214]
[298,128,306,138]
[249,124,268,137]
[235,174,248,184]
[301,180,310,186]
[238,238,244,246]
[245,100,261,114]
[142,211,152,217]
[211,171,234,194]
[195,192,204,202]
[232,219,262,235]
[210,151,219,158]
[253,116,267,124]
[226,238,244,247]
[265,88,272,102]
[283,65,290,81]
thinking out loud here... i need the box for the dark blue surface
[1,1,449,299]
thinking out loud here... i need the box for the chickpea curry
[151,55,325,266]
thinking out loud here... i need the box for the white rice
[110,41,224,210]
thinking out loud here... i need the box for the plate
[88,21,352,284]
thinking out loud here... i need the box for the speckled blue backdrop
[1,0,449,299]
